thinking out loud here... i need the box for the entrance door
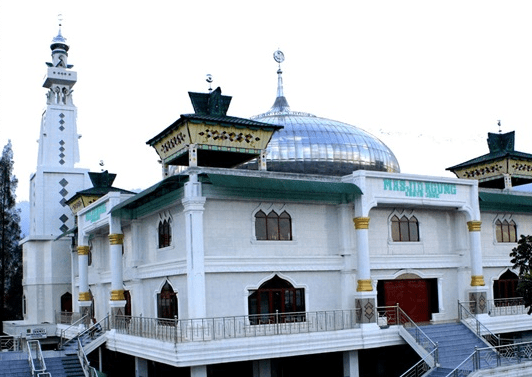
[384,279,430,323]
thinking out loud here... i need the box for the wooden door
[384,279,430,323]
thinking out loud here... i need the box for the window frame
[391,213,420,242]
[495,218,517,243]
[158,218,172,249]
[254,209,293,241]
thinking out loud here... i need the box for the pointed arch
[157,280,178,319]
[493,269,519,304]
[248,275,305,324]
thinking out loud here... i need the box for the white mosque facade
[6,26,532,377]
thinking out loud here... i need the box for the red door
[384,279,430,323]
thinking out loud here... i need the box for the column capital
[77,245,90,256]
[353,217,370,230]
[109,233,124,245]
[110,289,125,301]
[357,279,373,292]
[78,292,92,301]
[467,220,482,232]
[471,275,486,286]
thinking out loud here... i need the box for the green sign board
[85,203,107,223]
[383,179,456,198]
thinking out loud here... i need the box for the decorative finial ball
[206,74,213,83]
[273,50,285,64]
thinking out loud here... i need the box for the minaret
[30,18,89,236]
[21,18,90,325]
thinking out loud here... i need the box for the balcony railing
[488,297,527,316]
[115,309,361,343]
[0,335,21,352]
[56,311,83,325]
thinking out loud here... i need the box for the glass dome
[239,57,400,176]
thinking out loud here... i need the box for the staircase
[405,322,494,376]
[61,323,106,355]
[44,355,84,377]
[0,357,32,377]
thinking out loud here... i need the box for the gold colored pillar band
[78,292,92,301]
[111,289,125,301]
[109,233,124,245]
[77,245,90,256]
[471,275,486,287]
[357,279,373,292]
[353,217,370,230]
[467,221,482,232]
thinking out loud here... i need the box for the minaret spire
[270,49,290,113]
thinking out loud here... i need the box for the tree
[0,140,23,332]
[510,235,532,314]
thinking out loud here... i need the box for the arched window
[157,281,178,319]
[495,219,517,243]
[248,275,305,324]
[255,210,292,241]
[158,219,172,248]
[391,215,419,242]
[61,292,72,313]
[493,270,519,306]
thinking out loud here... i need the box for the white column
[183,172,207,319]
[109,215,126,325]
[353,217,371,292]
[77,230,91,319]
[467,221,485,287]
[190,365,207,377]
[253,359,272,377]
[135,357,148,377]
[343,350,359,377]
[109,215,124,300]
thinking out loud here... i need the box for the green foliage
[0,140,23,323]
[510,235,532,314]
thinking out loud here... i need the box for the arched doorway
[157,281,178,319]
[248,275,305,324]
[377,274,438,323]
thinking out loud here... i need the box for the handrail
[59,313,89,349]
[399,348,438,377]
[27,339,47,375]
[60,315,109,350]
[115,308,361,343]
[445,339,532,376]
[396,306,438,357]
[487,297,526,316]
[0,334,21,351]
[458,301,500,347]
[77,337,99,377]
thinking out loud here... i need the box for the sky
[2,1,532,202]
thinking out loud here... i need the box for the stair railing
[59,313,89,349]
[458,301,500,347]
[396,306,438,358]
[60,314,109,351]
[27,339,47,375]
[399,348,438,377]
[76,337,99,377]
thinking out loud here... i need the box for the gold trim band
[357,279,373,292]
[467,221,482,232]
[353,217,370,230]
[111,289,125,301]
[109,233,124,245]
[78,292,91,301]
[471,275,486,286]
[77,245,90,256]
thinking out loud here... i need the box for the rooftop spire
[270,49,290,113]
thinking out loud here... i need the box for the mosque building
[5,21,532,377]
